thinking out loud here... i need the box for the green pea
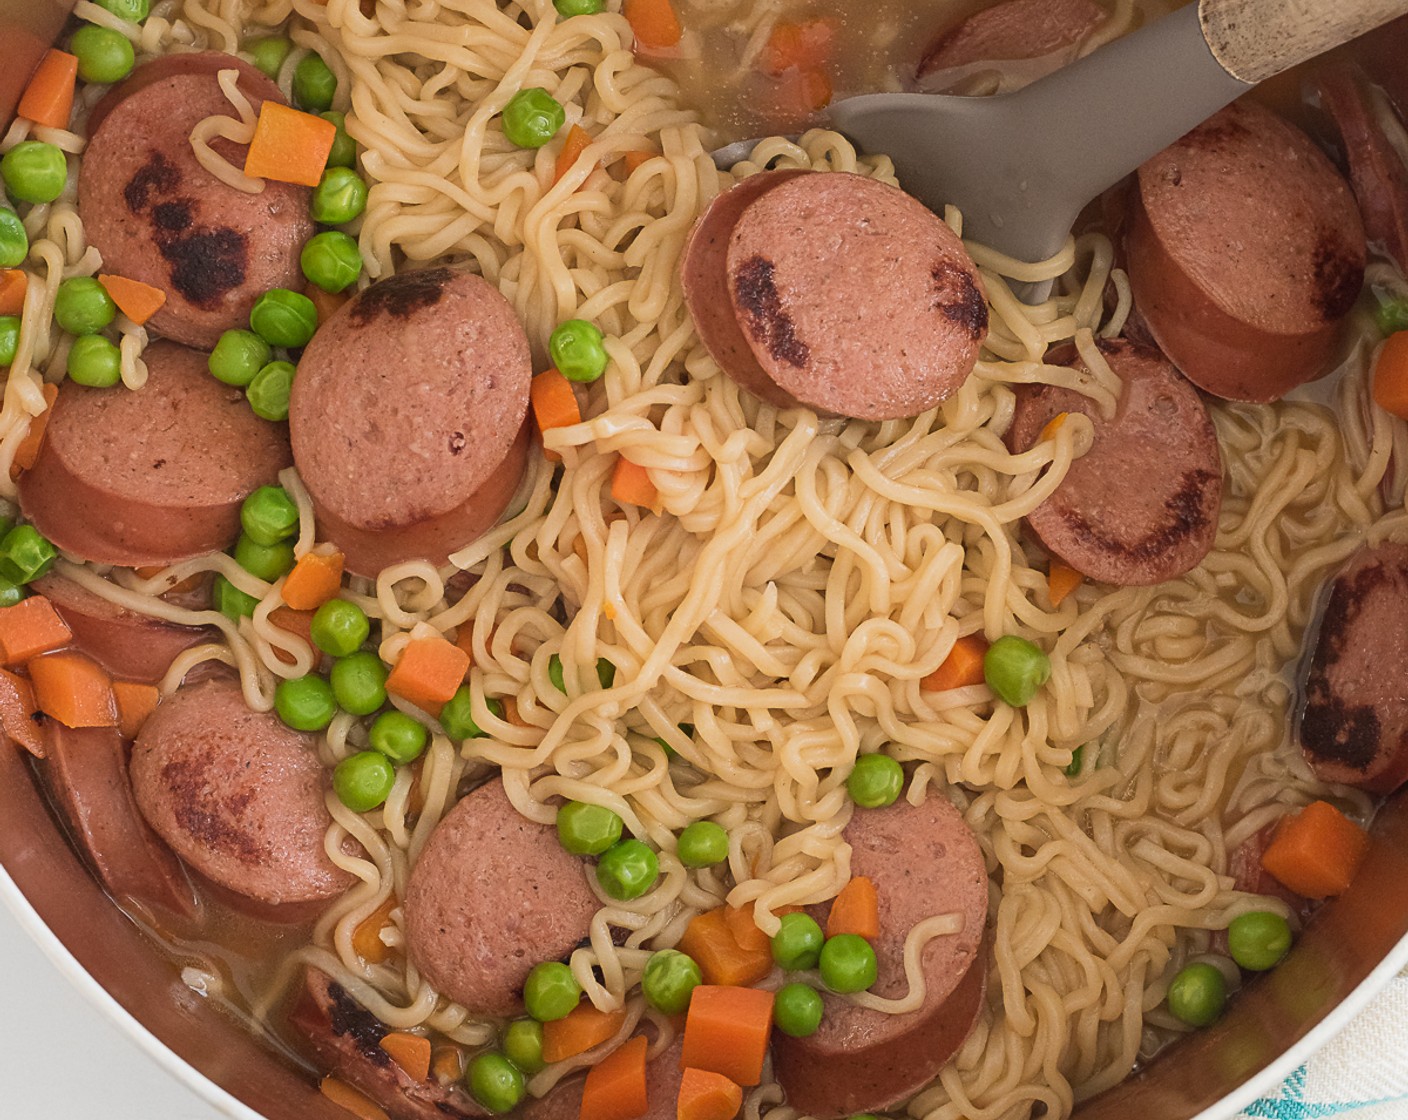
[597,657,616,688]
[249,289,317,348]
[466,1052,524,1115]
[247,360,296,421]
[240,485,299,545]
[549,319,608,383]
[818,933,878,994]
[0,575,26,609]
[292,52,337,112]
[773,982,823,1038]
[1064,745,1084,778]
[0,210,28,269]
[311,167,368,225]
[846,753,903,809]
[212,573,259,620]
[330,650,389,716]
[320,111,357,169]
[334,749,396,812]
[300,230,362,293]
[1227,912,1292,972]
[0,524,56,584]
[246,36,292,80]
[676,820,728,868]
[1167,962,1227,1027]
[274,674,336,731]
[369,709,429,765]
[310,598,370,657]
[65,334,122,387]
[548,652,566,693]
[641,949,701,1015]
[0,316,19,366]
[771,912,824,971]
[502,1020,546,1076]
[233,532,295,582]
[1374,294,1408,337]
[209,329,271,387]
[95,0,149,21]
[501,88,565,149]
[439,686,502,741]
[556,800,624,856]
[1,142,67,205]
[54,277,116,336]
[983,634,1051,707]
[523,961,580,1022]
[70,25,135,84]
[595,838,658,901]
[554,0,604,14]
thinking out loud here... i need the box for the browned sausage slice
[521,1034,683,1120]
[1127,100,1366,403]
[43,722,199,919]
[288,968,486,1120]
[916,0,1105,87]
[290,268,532,577]
[129,678,352,908]
[1299,542,1408,794]
[1317,63,1408,271]
[18,341,291,567]
[681,169,810,409]
[31,573,215,685]
[403,777,598,1016]
[1004,339,1223,586]
[77,52,311,349]
[723,172,987,421]
[772,793,989,1119]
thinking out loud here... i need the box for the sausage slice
[1127,100,1366,402]
[77,52,311,349]
[772,793,989,1119]
[18,340,292,567]
[130,678,352,908]
[43,723,199,919]
[289,268,532,577]
[31,573,215,685]
[916,0,1105,88]
[1005,339,1223,586]
[403,777,598,1016]
[1299,542,1408,794]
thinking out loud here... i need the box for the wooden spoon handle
[1200,0,1408,83]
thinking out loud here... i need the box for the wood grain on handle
[1200,0,1408,84]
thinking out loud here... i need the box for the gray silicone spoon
[717,0,1408,297]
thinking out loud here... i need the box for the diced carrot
[530,368,582,462]
[430,1043,466,1086]
[319,1076,390,1120]
[622,150,655,174]
[352,895,398,964]
[1260,801,1371,900]
[304,281,350,327]
[680,986,774,1087]
[920,633,988,692]
[722,905,769,954]
[0,666,42,757]
[611,457,657,509]
[243,101,337,187]
[112,680,160,741]
[623,0,681,50]
[760,19,837,76]
[11,383,59,479]
[282,548,345,611]
[677,906,772,988]
[1040,412,1069,441]
[677,1067,743,1120]
[825,876,878,940]
[385,634,470,716]
[28,650,117,729]
[453,624,476,672]
[269,605,316,666]
[542,1001,628,1063]
[766,68,832,118]
[579,1035,649,1120]
[501,695,531,728]
[97,274,167,326]
[554,124,594,185]
[1048,560,1083,608]
[379,1032,431,1082]
[18,49,78,130]
[1373,329,1408,420]
[0,595,72,664]
[0,270,27,316]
